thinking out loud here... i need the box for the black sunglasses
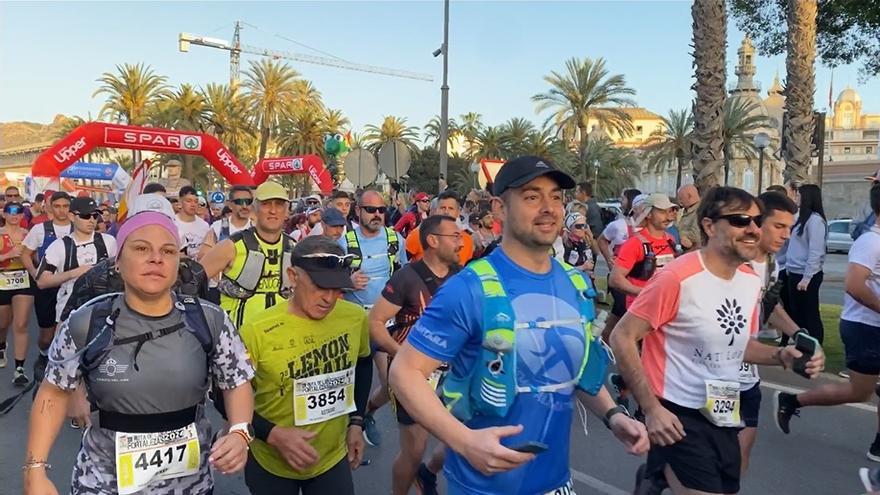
[306,200,320,205]
[232,198,254,206]
[573,223,586,229]
[293,253,355,269]
[714,213,763,228]
[361,206,387,214]
[77,212,102,220]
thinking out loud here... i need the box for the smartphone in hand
[509,441,549,454]
[793,332,820,379]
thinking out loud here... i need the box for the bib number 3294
[701,380,741,427]
[293,367,356,426]
[115,423,200,495]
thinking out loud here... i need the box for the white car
[826,219,854,253]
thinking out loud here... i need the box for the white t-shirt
[842,226,880,327]
[628,251,762,409]
[601,217,634,254]
[23,222,72,257]
[42,233,118,322]
[208,218,251,243]
[739,257,780,389]
[176,216,210,258]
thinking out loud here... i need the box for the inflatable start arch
[32,122,255,186]
[251,154,333,194]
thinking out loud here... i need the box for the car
[826,219,854,253]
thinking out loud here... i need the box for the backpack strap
[176,295,214,358]
[62,236,77,273]
[81,296,122,370]
[93,234,108,261]
[345,230,362,270]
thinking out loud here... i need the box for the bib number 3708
[701,380,741,428]
[115,423,200,495]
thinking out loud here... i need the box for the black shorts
[739,382,762,428]
[841,319,880,375]
[34,287,59,329]
[647,400,741,494]
[387,356,416,425]
[0,276,36,305]
[245,453,353,495]
[609,285,627,318]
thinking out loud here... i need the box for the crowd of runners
[6,154,880,494]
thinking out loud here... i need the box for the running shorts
[739,382,761,428]
[34,287,59,328]
[841,318,880,375]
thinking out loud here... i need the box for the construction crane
[179,21,434,86]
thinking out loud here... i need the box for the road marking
[570,468,629,495]
[760,380,878,413]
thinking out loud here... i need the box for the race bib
[427,368,445,391]
[115,423,200,495]
[738,362,759,383]
[293,368,356,426]
[655,254,675,268]
[701,380,741,427]
[543,479,576,495]
[567,251,580,265]
[0,270,28,290]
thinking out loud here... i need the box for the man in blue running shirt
[390,156,649,494]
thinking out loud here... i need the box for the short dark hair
[35,193,45,202]
[229,185,253,197]
[758,191,797,217]
[331,191,351,201]
[179,186,198,198]
[5,186,19,194]
[292,234,344,258]
[577,182,593,197]
[871,184,880,216]
[765,185,786,194]
[420,214,456,248]
[437,191,460,206]
[697,187,762,243]
[143,182,167,194]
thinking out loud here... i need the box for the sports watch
[602,405,632,429]
[229,422,255,444]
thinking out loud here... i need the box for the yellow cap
[254,181,289,202]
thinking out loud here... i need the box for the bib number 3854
[115,423,200,495]
[700,380,741,427]
[294,367,356,426]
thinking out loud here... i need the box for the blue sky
[1,1,877,138]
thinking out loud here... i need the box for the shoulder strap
[93,234,108,261]
[220,218,230,240]
[43,221,55,239]
[177,296,214,357]
[81,296,121,370]
[410,261,443,295]
[241,228,261,253]
[468,258,515,345]
[346,230,362,269]
[62,236,77,272]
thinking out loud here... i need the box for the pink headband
[117,211,180,251]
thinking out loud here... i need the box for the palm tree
[362,116,420,152]
[783,0,817,183]
[458,112,484,159]
[277,108,326,157]
[472,126,509,160]
[722,98,771,185]
[566,137,640,198]
[423,115,459,150]
[523,127,564,161]
[643,108,693,191]
[162,84,207,178]
[532,57,636,148]
[323,108,350,134]
[242,59,301,159]
[94,63,170,125]
[690,0,727,192]
[202,83,254,164]
[501,118,536,156]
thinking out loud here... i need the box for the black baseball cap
[291,236,355,290]
[70,197,98,215]
[492,155,575,196]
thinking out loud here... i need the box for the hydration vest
[61,234,109,272]
[218,218,231,242]
[627,231,681,281]
[219,228,293,300]
[758,254,782,325]
[440,257,612,422]
[345,227,400,275]
[37,221,59,260]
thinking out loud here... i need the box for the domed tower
[763,73,785,133]
[832,87,862,129]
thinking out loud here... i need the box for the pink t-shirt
[628,251,762,409]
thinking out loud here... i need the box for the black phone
[509,441,548,454]
[793,332,820,379]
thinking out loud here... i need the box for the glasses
[232,198,254,206]
[294,253,355,269]
[431,232,462,240]
[361,206,387,214]
[714,213,763,228]
[572,223,586,230]
[418,199,430,204]
[4,207,22,215]
[77,212,102,220]
[306,200,320,205]
[5,194,20,199]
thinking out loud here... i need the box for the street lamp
[753,132,770,193]
[469,161,479,189]
[435,0,450,190]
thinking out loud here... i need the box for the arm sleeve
[209,308,256,390]
[353,355,373,417]
[44,318,83,391]
[626,268,682,330]
[802,216,827,279]
[614,237,643,272]
[407,271,480,362]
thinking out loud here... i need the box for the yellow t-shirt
[239,299,370,480]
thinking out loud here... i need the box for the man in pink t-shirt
[611,186,825,495]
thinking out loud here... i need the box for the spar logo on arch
[104,127,203,152]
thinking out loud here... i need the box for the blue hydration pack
[441,257,612,422]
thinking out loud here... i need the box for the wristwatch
[229,422,255,444]
[602,405,632,429]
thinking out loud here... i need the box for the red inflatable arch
[32,122,254,186]
[251,154,333,194]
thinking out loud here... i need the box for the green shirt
[678,202,702,250]
[239,300,369,479]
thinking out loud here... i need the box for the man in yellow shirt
[240,235,371,494]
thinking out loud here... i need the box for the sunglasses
[361,206,387,214]
[4,206,22,215]
[572,223,586,230]
[306,200,320,205]
[294,253,355,269]
[77,212,102,220]
[232,198,254,206]
[417,199,430,204]
[714,213,763,228]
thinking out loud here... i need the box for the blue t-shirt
[338,226,407,307]
[409,248,590,494]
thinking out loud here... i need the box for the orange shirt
[405,226,474,266]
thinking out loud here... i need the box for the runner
[404,191,474,266]
[198,185,254,257]
[558,211,595,276]
[316,208,346,241]
[329,191,356,231]
[468,203,497,258]
[176,186,210,259]
[610,186,825,495]
[394,192,430,239]
[389,156,649,494]
[292,207,322,241]
[0,202,35,386]
[676,184,702,252]
[596,188,641,340]
[369,214,462,495]
[24,209,255,495]
[775,184,880,462]
[240,236,371,494]
[200,181,294,329]
[21,191,72,382]
[338,190,407,447]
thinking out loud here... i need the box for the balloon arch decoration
[31,122,255,186]
[250,154,334,194]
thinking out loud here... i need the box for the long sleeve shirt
[784,213,827,280]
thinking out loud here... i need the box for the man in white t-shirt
[176,186,210,259]
[775,184,880,462]
[198,185,254,258]
[611,186,824,495]
[36,197,117,323]
[597,188,640,339]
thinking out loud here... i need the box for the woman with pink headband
[25,211,256,495]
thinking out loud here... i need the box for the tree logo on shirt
[716,298,746,346]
